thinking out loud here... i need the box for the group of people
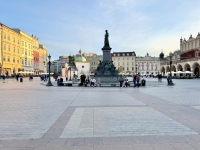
[119,74,141,88]
[79,74,96,87]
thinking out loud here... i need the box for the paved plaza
[0,77,200,150]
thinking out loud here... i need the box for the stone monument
[94,30,119,86]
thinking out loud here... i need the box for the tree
[116,69,121,74]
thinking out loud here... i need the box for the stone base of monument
[94,76,119,87]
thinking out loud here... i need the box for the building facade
[33,36,40,74]
[12,29,34,73]
[85,54,103,73]
[160,33,200,77]
[39,44,47,74]
[112,51,136,74]
[136,53,161,76]
[1,25,22,76]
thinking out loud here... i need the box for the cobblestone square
[0,77,200,150]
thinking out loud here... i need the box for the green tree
[116,69,121,74]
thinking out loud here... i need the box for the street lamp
[46,54,53,86]
[168,52,174,86]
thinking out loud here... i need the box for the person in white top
[90,78,96,87]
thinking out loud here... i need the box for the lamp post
[46,54,53,86]
[168,52,174,86]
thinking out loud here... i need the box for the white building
[136,53,161,76]
[112,51,136,74]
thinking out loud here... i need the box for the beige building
[39,44,47,74]
[112,51,136,74]
[136,53,161,76]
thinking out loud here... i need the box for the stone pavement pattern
[0,77,200,150]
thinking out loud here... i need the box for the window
[29,44,30,49]
[113,58,115,60]
[25,42,27,47]
[127,53,129,56]
[127,58,129,60]
[18,40,20,44]
[22,59,23,65]
[25,50,27,55]
[132,53,134,56]
[29,51,30,56]
[114,54,116,56]
[25,59,27,65]
[118,58,120,60]
[18,49,20,53]
[4,44,6,50]
[7,56,10,62]
[132,67,134,71]
[22,49,24,54]
[13,47,15,52]
[13,37,15,42]
[132,62,134,65]
[123,62,124,65]
[3,56,6,61]
[127,67,129,70]
[123,58,124,60]
[82,65,84,68]
[118,62,120,65]
[123,67,124,70]
[132,58,134,60]
[8,45,10,51]
[127,62,129,66]
[17,59,19,63]
[151,65,153,70]
[4,34,6,39]
[22,41,24,46]
[118,54,120,56]
[123,53,125,56]
[13,57,15,63]
[8,35,10,40]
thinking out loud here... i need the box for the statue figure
[104,30,110,47]
[104,62,111,71]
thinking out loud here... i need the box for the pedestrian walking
[136,74,140,88]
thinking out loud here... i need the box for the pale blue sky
[1,0,200,60]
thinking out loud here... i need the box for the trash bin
[141,79,146,86]
[20,77,23,82]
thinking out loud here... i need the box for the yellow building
[0,23,22,75]
[12,29,34,73]
[0,23,48,75]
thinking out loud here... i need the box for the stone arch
[161,67,165,75]
[172,65,176,72]
[184,63,191,71]
[192,62,200,77]
[166,66,170,72]
[177,64,183,71]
